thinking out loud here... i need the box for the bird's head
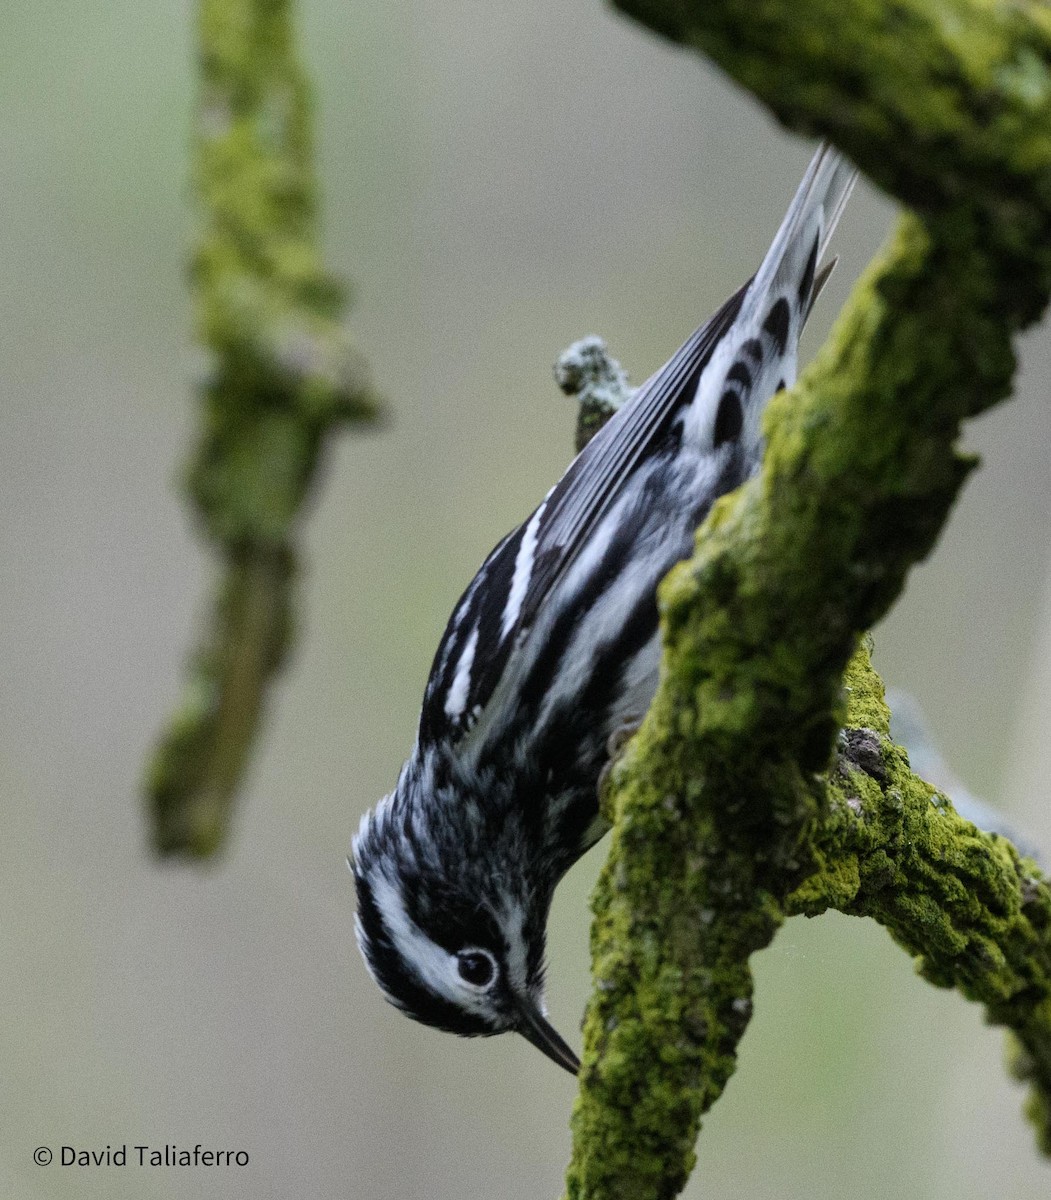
[350,758,580,1074]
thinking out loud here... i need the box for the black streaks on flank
[798,234,819,311]
[776,379,787,393]
[763,297,790,355]
[742,338,763,365]
[710,444,749,514]
[538,574,665,803]
[727,361,752,391]
[655,416,684,458]
[714,391,743,448]
[506,494,653,765]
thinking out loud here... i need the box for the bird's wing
[416,284,748,750]
[417,144,855,750]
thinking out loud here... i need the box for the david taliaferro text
[58,1145,249,1167]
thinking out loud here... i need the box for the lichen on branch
[564,3,1051,1195]
[144,0,378,858]
[796,645,1051,1155]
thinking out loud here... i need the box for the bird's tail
[741,143,857,327]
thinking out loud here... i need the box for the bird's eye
[456,949,496,988]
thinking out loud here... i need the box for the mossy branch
[564,2,1051,1195]
[144,0,378,858]
[796,646,1051,1156]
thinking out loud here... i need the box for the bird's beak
[515,997,580,1075]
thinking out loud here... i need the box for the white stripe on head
[365,873,499,1019]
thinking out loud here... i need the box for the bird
[351,144,857,1075]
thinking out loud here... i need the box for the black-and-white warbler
[352,145,856,1074]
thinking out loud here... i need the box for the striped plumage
[352,145,856,1072]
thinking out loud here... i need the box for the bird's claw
[597,717,644,798]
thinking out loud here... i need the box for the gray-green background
[3,4,1050,1198]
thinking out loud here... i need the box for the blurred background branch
[144,0,379,857]
[564,2,1051,1196]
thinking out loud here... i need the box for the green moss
[805,651,1051,1124]
[565,4,1051,1194]
[145,1,378,857]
